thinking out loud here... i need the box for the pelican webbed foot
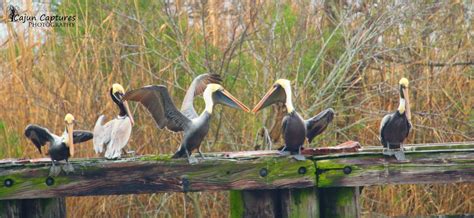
[187,156,198,164]
[62,161,75,174]
[394,151,406,161]
[49,162,61,177]
[278,146,290,155]
[185,149,198,164]
[197,150,206,160]
[382,148,395,156]
[292,147,306,161]
[292,155,306,161]
[383,144,407,161]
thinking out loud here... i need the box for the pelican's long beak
[215,89,250,112]
[67,123,74,157]
[123,100,135,126]
[252,86,279,113]
[403,88,411,120]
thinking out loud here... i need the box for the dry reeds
[0,0,472,216]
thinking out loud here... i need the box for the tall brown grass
[0,0,472,217]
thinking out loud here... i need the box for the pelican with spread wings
[252,79,335,160]
[93,83,135,159]
[124,75,249,163]
[24,114,93,176]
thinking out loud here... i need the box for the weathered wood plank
[358,141,474,152]
[224,141,361,158]
[316,151,474,187]
[0,156,316,200]
[0,142,472,200]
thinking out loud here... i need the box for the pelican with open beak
[124,83,249,163]
[24,113,93,176]
[252,79,335,160]
[380,78,412,160]
[94,83,135,159]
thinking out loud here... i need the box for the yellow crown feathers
[64,113,75,124]
[399,78,409,87]
[112,83,125,94]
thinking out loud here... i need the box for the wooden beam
[0,156,316,200]
[0,142,472,200]
[316,150,474,187]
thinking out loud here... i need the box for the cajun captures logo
[8,4,76,28]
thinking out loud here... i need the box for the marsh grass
[0,0,472,216]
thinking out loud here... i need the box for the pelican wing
[181,74,222,119]
[24,124,55,154]
[124,85,191,132]
[104,117,132,159]
[93,115,112,153]
[73,130,93,144]
[379,113,394,146]
[305,108,335,143]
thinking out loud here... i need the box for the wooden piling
[0,198,65,218]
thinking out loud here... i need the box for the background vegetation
[0,0,472,216]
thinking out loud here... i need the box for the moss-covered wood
[230,187,319,218]
[280,187,319,218]
[319,187,360,218]
[0,156,316,200]
[316,150,474,187]
[0,142,472,201]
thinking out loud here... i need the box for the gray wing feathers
[24,124,56,154]
[181,74,222,119]
[379,113,393,145]
[73,131,93,143]
[124,85,191,132]
[305,108,335,143]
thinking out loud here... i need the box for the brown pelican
[180,74,222,118]
[93,83,135,159]
[123,83,249,163]
[380,78,411,160]
[252,79,335,160]
[24,114,93,176]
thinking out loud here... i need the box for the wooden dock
[1,141,473,217]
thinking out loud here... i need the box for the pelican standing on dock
[123,83,249,163]
[252,79,335,160]
[93,83,135,159]
[24,114,93,176]
[380,78,412,160]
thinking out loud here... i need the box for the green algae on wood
[319,187,360,218]
[229,190,244,218]
[316,151,474,187]
[0,155,316,200]
[280,187,319,218]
